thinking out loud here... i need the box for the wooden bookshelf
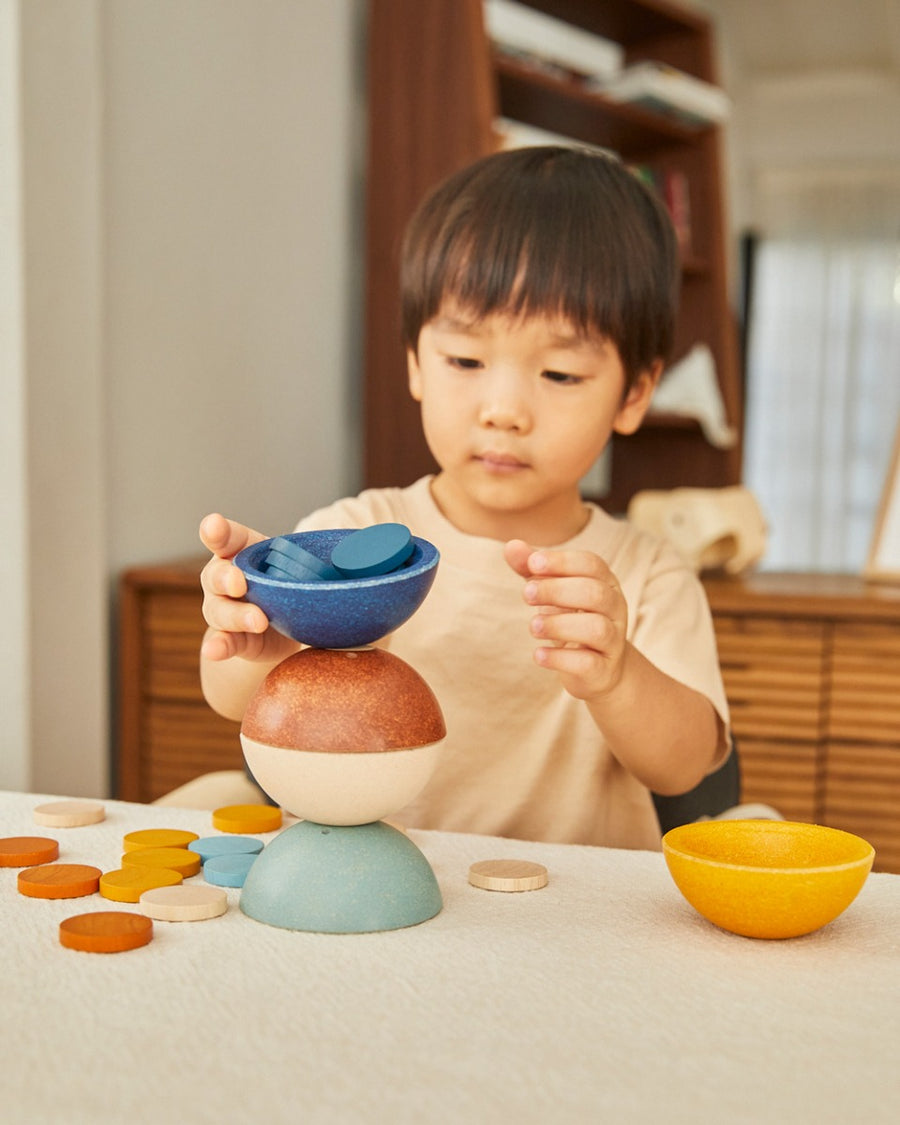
[363,0,742,511]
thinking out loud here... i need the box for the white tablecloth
[2,790,899,1124]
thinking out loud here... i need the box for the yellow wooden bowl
[662,820,874,939]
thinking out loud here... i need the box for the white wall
[3,0,363,795]
[0,0,29,791]
[103,0,365,569]
[698,1,900,239]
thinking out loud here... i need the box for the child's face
[407,301,659,542]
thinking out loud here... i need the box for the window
[743,168,900,572]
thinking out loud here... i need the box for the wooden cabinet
[117,560,242,802]
[364,0,741,511]
[118,562,900,871]
[704,574,900,873]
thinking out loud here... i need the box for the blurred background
[2,0,898,798]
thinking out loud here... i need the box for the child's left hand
[504,538,629,702]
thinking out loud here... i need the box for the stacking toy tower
[233,526,445,933]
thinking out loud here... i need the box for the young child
[192,145,729,849]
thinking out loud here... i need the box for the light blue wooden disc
[189,836,264,863]
[204,852,258,888]
[239,820,442,933]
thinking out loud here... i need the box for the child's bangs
[429,206,624,343]
[401,146,678,375]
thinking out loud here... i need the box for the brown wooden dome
[241,648,446,753]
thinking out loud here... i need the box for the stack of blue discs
[261,523,415,583]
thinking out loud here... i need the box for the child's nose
[478,373,530,431]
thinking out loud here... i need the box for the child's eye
[542,370,584,385]
[447,356,483,371]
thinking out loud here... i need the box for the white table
[2,790,899,1124]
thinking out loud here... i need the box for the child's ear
[613,360,663,436]
[407,348,423,402]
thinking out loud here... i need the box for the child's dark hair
[400,145,679,389]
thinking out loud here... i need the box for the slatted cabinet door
[825,622,900,872]
[118,563,244,802]
[713,614,825,823]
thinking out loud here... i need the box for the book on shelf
[664,168,692,256]
[484,0,623,84]
[595,62,730,128]
[629,165,693,256]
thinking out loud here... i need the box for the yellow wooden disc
[99,866,183,903]
[122,828,199,852]
[468,859,549,892]
[34,800,106,828]
[121,847,202,877]
[212,804,282,835]
[139,884,228,922]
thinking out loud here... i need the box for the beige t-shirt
[297,476,729,851]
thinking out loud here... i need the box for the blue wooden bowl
[234,529,439,648]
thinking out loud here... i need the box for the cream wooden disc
[34,800,106,828]
[468,859,548,892]
[139,884,229,922]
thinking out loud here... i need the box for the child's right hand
[199,513,298,665]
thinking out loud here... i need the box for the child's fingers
[524,548,615,581]
[530,608,621,652]
[199,513,267,560]
[202,554,248,600]
[524,574,622,616]
[503,538,536,578]
[200,627,270,663]
[532,643,604,688]
[202,587,268,635]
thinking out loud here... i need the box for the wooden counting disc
[0,836,60,867]
[188,835,264,863]
[212,804,282,835]
[468,859,549,892]
[60,911,153,953]
[34,800,106,828]
[330,522,414,578]
[202,852,257,888]
[265,538,339,581]
[139,884,228,922]
[121,847,202,877]
[99,866,182,904]
[18,863,102,899]
[122,828,199,853]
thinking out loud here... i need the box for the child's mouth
[476,452,527,474]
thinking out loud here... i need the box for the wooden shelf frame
[363,0,743,509]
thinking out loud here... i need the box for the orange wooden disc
[59,911,153,953]
[17,863,102,899]
[0,836,60,867]
[121,847,202,877]
[212,804,282,834]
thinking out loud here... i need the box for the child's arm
[504,539,722,796]
[198,513,299,721]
